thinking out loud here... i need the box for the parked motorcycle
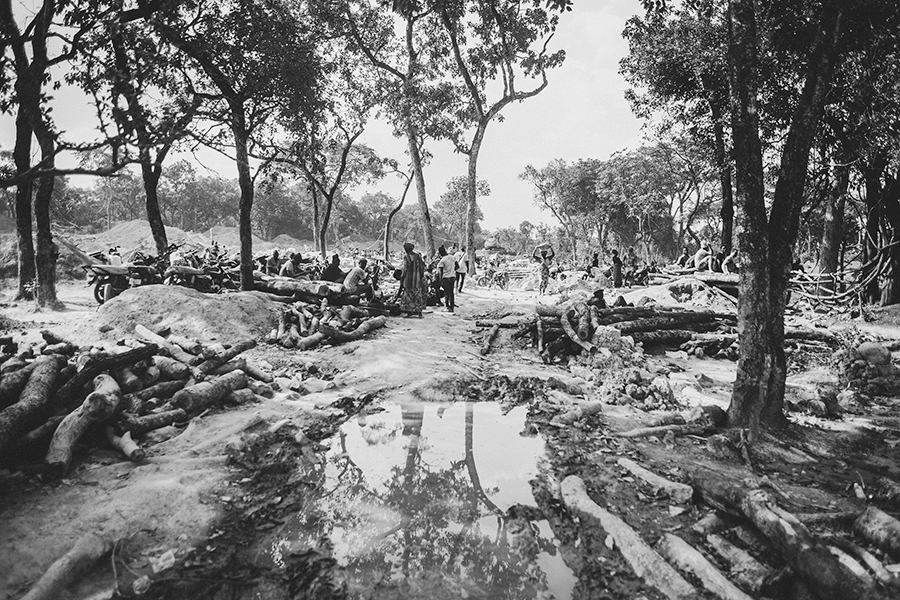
[164,251,240,293]
[84,245,179,305]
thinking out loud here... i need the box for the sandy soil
[1,278,899,599]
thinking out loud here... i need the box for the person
[611,249,623,287]
[693,241,712,270]
[343,258,374,300]
[722,249,739,274]
[436,245,456,312]
[585,252,599,279]
[321,254,345,283]
[399,242,426,317]
[624,247,639,286]
[266,250,280,275]
[454,246,469,293]
[278,252,301,277]
[675,247,690,267]
[532,243,555,295]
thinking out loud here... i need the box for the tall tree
[434,176,489,247]
[147,0,320,290]
[436,0,565,273]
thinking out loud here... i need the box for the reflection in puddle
[268,402,577,599]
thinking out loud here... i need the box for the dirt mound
[76,220,208,256]
[0,233,90,280]
[74,284,281,343]
[271,233,315,250]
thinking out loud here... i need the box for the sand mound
[74,284,280,343]
[76,220,208,256]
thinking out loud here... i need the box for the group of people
[674,241,738,274]
[395,242,472,316]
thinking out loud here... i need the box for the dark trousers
[456,272,466,291]
[441,277,456,310]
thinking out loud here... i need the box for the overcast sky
[0,1,647,232]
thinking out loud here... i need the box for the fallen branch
[854,506,900,560]
[319,315,387,344]
[20,533,112,600]
[480,324,501,355]
[120,408,188,435]
[618,423,714,439]
[197,340,257,375]
[616,458,693,502]
[656,533,753,600]
[171,370,248,413]
[560,475,697,600]
[0,356,65,459]
[54,344,158,411]
[706,533,772,594]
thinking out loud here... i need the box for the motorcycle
[164,251,240,293]
[84,245,178,305]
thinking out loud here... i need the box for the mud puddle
[261,401,577,599]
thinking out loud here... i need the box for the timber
[631,329,699,346]
[105,427,145,462]
[54,343,158,410]
[656,533,754,600]
[853,506,900,560]
[45,374,122,476]
[0,361,38,410]
[872,476,900,510]
[171,370,248,413]
[134,324,195,365]
[254,278,345,298]
[706,533,772,594]
[119,409,188,435]
[618,422,714,438]
[20,533,112,600]
[616,458,693,502]
[480,324,501,355]
[319,315,387,344]
[560,475,697,599]
[0,356,64,459]
[151,355,191,380]
[560,313,595,353]
[691,470,888,600]
[197,339,256,374]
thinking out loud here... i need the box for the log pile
[264,298,388,350]
[0,327,275,476]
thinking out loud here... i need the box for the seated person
[722,249,739,274]
[266,250,280,275]
[278,253,302,277]
[320,254,346,282]
[693,241,712,270]
[675,247,690,267]
[343,258,374,300]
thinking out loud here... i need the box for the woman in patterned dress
[399,242,426,317]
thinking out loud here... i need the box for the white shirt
[438,255,456,279]
[454,251,468,274]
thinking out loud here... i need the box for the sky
[0,0,648,232]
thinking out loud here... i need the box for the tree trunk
[706,81,735,255]
[465,124,486,271]
[384,174,412,262]
[33,141,60,310]
[319,189,333,259]
[312,185,321,256]
[863,168,883,303]
[405,118,435,258]
[13,104,35,300]
[231,102,255,291]
[879,174,900,305]
[819,160,848,291]
[141,160,168,257]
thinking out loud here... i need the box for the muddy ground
[1,276,900,600]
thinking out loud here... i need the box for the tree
[147,0,320,289]
[435,0,565,274]
[433,176,489,247]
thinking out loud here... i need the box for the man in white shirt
[343,258,374,300]
[436,246,456,312]
[454,246,469,293]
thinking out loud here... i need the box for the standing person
[532,243,555,295]
[455,246,469,293]
[611,249,623,287]
[436,245,456,312]
[399,242,426,317]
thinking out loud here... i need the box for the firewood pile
[0,327,275,477]
[264,299,389,350]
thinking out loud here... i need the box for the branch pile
[264,298,388,350]
[0,327,275,477]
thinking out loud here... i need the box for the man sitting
[343,258,374,300]
[321,254,346,283]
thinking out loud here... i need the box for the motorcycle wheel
[103,282,115,303]
[93,280,106,305]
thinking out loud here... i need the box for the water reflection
[270,402,576,599]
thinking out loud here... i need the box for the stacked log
[265,299,388,350]
[0,327,276,476]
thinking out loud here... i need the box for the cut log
[830,538,900,589]
[537,317,544,353]
[151,355,191,380]
[19,533,112,600]
[296,331,327,350]
[560,475,697,600]
[241,362,273,383]
[1,357,28,374]
[166,334,202,355]
[692,470,887,600]
[11,415,65,453]
[45,374,122,476]
[0,356,64,458]
[632,329,714,346]
[112,366,143,393]
[254,278,345,298]
[39,329,76,347]
[319,315,387,344]
[707,533,772,594]
[171,370,248,413]
[132,379,187,403]
[854,506,900,560]
[105,427,145,462]
[618,422,714,438]
[120,408,188,435]
[575,304,591,340]
[138,365,161,387]
[134,324,195,365]
[475,320,522,329]
[55,343,158,411]
[614,313,727,334]
[197,339,257,375]
[42,342,77,356]
[656,533,754,600]
[560,313,595,353]
[480,324,501,355]
[0,361,38,410]
[224,388,259,405]
[246,379,274,398]
[616,458,693,502]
